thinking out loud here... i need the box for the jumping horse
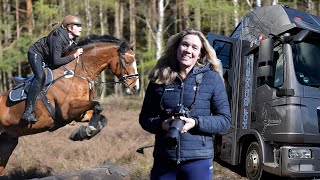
[0,34,139,175]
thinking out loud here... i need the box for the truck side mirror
[257,38,274,78]
[258,38,274,66]
[293,30,310,42]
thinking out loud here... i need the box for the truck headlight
[288,149,312,159]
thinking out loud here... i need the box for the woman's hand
[74,48,83,58]
[162,116,175,131]
[180,116,196,133]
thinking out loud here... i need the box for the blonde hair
[149,28,222,85]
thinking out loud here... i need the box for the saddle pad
[9,69,54,102]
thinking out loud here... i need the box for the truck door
[207,32,239,165]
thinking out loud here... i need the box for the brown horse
[0,34,139,175]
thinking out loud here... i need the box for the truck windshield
[292,41,320,87]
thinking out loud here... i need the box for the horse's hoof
[69,125,88,141]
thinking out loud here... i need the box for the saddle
[9,68,72,130]
[9,68,54,102]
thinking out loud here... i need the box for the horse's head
[113,41,140,94]
[69,35,140,94]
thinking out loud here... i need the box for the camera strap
[178,72,203,114]
[187,72,203,111]
[159,72,204,115]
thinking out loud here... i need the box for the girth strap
[39,91,66,131]
[39,91,55,118]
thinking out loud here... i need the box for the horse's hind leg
[0,134,18,175]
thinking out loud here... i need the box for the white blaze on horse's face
[132,60,139,90]
[124,52,140,94]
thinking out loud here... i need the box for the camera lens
[165,119,185,147]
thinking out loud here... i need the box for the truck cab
[208,5,320,179]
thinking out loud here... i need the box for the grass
[2,95,246,180]
[3,95,154,179]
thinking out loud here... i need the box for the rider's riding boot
[22,80,42,123]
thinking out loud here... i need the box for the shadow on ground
[0,166,52,180]
[0,162,129,180]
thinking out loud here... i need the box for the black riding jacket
[29,26,76,69]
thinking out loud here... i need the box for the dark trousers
[24,51,45,113]
[28,51,45,83]
[150,158,213,180]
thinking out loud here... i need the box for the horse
[0,34,139,175]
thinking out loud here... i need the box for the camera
[165,106,190,148]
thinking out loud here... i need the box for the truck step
[264,162,279,168]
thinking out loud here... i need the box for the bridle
[56,42,139,99]
[115,43,139,88]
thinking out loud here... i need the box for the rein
[56,42,139,99]
[96,42,139,89]
[94,45,139,97]
[113,48,139,87]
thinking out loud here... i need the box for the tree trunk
[3,0,12,43]
[173,0,178,32]
[293,0,298,9]
[233,0,239,27]
[223,8,230,35]
[0,2,3,91]
[84,0,92,35]
[114,0,123,96]
[318,1,320,16]
[99,1,105,35]
[119,0,124,38]
[181,0,189,30]
[129,0,136,46]
[26,0,33,34]
[98,1,106,100]
[256,0,261,7]
[272,0,277,5]
[307,0,315,15]
[151,0,157,34]
[262,0,271,6]
[114,0,120,38]
[7,70,12,90]
[217,0,222,34]
[1,71,5,92]
[194,6,201,30]
[156,0,166,60]
[15,0,21,77]
[4,72,9,91]
[60,0,65,16]
[246,0,254,10]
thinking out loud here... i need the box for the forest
[1,0,319,97]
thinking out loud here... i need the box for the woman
[139,28,231,179]
[22,15,84,123]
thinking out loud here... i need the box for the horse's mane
[76,34,122,47]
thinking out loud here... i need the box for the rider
[22,15,84,124]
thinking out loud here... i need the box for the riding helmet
[62,15,82,28]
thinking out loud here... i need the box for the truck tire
[245,142,263,180]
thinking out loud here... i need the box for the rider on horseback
[22,15,84,124]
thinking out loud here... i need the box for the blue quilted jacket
[139,64,231,163]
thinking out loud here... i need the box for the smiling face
[176,34,202,73]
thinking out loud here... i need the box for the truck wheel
[245,142,263,180]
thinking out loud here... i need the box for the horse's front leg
[68,100,107,141]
